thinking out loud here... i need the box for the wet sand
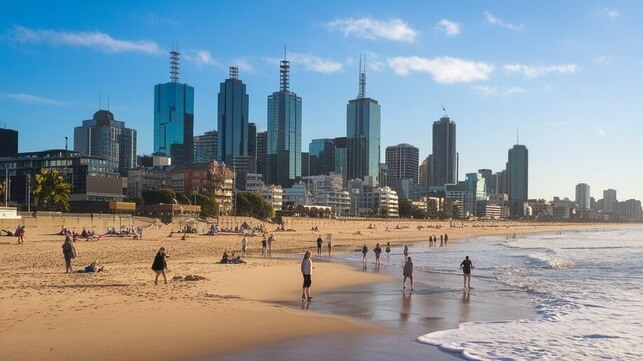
[214,253,537,361]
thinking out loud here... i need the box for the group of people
[220,251,245,264]
[428,234,449,247]
[315,234,333,257]
[360,242,393,264]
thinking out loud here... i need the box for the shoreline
[0,219,625,360]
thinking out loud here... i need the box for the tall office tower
[154,50,194,165]
[603,189,617,213]
[478,169,494,194]
[346,60,381,185]
[0,128,18,157]
[419,157,430,194]
[194,130,217,163]
[267,54,302,187]
[217,66,249,167]
[507,144,528,216]
[255,131,268,177]
[575,183,591,210]
[429,116,457,188]
[301,152,310,177]
[333,136,347,184]
[309,138,336,176]
[496,169,507,194]
[74,109,137,176]
[385,143,419,195]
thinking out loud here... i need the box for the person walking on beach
[152,247,169,285]
[403,256,414,291]
[374,243,382,265]
[326,234,332,257]
[268,234,274,254]
[316,235,323,256]
[444,234,448,245]
[385,242,391,258]
[361,244,368,262]
[460,256,474,290]
[241,235,248,258]
[62,235,77,273]
[261,236,267,257]
[301,250,313,302]
[403,245,409,258]
[17,226,25,244]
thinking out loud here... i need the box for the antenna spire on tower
[170,49,180,83]
[358,54,366,98]
[280,46,290,92]
[516,129,520,145]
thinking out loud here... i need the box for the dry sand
[0,217,615,360]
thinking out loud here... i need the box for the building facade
[153,51,194,166]
[430,116,458,188]
[194,130,217,163]
[575,183,591,211]
[267,57,302,188]
[217,66,249,168]
[74,109,137,176]
[385,143,419,197]
[507,144,528,216]
[0,128,18,157]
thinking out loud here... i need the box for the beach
[0,217,621,360]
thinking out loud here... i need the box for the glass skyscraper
[507,143,528,216]
[153,51,194,165]
[74,109,137,176]
[217,67,249,168]
[430,116,458,188]
[346,64,380,185]
[267,57,302,187]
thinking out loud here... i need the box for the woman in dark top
[460,256,474,290]
[62,235,76,273]
[152,247,169,285]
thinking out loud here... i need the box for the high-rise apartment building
[0,128,18,157]
[153,51,194,166]
[603,189,617,213]
[267,55,302,187]
[385,144,419,197]
[74,109,137,176]
[575,183,591,210]
[429,116,457,188]
[346,61,380,185]
[333,137,347,184]
[194,130,217,163]
[255,131,267,177]
[217,66,249,167]
[507,144,528,216]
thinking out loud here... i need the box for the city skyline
[1,1,642,201]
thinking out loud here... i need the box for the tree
[175,192,191,205]
[142,188,176,205]
[398,198,414,218]
[194,193,219,218]
[235,192,274,219]
[31,169,71,211]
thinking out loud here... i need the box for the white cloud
[503,63,577,78]
[232,57,254,73]
[288,53,343,73]
[472,85,525,95]
[387,56,494,83]
[483,11,523,30]
[593,127,606,136]
[362,51,385,72]
[598,8,620,19]
[4,93,64,105]
[325,17,418,42]
[191,49,219,66]
[436,19,461,36]
[595,56,611,65]
[9,25,162,54]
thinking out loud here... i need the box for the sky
[1,0,642,202]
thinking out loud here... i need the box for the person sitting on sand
[75,261,104,273]
[220,251,230,264]
[151,247,169,285]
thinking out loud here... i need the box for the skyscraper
[153,51,194,165]
[507,144,528,216]
[217,67,249,167]
[575,183,591,210]
[309,138,336,176]
[385,143,419,196]
[255,131,268,177]
[346,60,380,185]
[267,54,302,187]
[603,189,617,213]
[429,116,457,188]
[0,128,18,157]
[74,109,137,176]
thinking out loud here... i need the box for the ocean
[410,226,643,360]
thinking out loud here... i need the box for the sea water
[407,227,643,360]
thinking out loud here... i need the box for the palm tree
[31,169,71,211]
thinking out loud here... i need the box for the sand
[0,216,616,360]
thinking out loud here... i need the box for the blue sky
[1,0,642,201]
